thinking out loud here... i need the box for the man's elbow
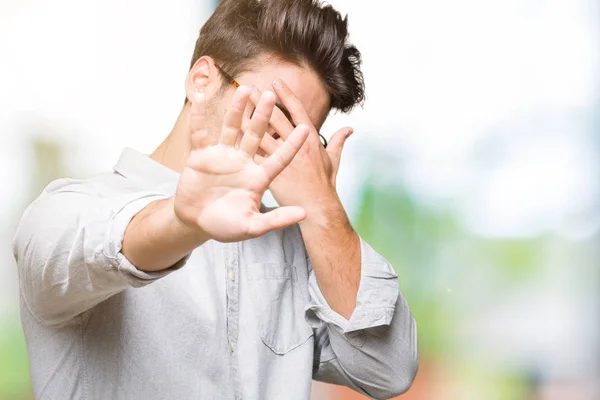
[388,355,419,397]
[21,286,76,329]
[373,351,419,399]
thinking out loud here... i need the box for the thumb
[247,206,307,237]
[326,127,353,175]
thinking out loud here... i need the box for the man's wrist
[298,189,351,230]
[164,198,211,245]
[124,198,210,272]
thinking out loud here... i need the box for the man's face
[204,56,331,136]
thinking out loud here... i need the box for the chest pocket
[245,263,313,355]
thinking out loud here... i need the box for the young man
[13,0,418,399]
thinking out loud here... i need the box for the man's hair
[189,0,365,112]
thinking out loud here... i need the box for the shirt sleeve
[13,178,187,328]
[306,237,419,399]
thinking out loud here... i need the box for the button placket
[225,245,239,351]
[225,243,242,399]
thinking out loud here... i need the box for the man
[13,0,418,399]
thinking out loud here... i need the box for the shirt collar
[113,147,180,195]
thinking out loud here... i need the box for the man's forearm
[299,197,361,319]
[122,198,209,272]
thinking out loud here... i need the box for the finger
[247,206,307,237]
[239,91,276,157]
[220,86,251,147]
[259,130,282,156]
[248,86,262,108]
[261,124,309,181]
[270,104,296,140]
[249,87,295,140]
[253,153,266,165]
[190,92,214,149]
[238,93,256,147]
[272,79,312,129]
[326,127,353,174]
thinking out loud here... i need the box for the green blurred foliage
[353,176,547,373]
[354,179,462,358]
[0,321,32,400]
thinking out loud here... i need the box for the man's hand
[123,86,309,272]
[175,86,310,242]
[252,80,353,220]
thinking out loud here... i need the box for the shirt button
[228,270,235,281]
[229,342,235,352]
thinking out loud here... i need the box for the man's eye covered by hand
[238,84,329,148]
[243,79,355,202]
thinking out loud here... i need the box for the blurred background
[1,0,598,399]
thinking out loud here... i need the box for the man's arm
[261,80,419,398]
[310,281,418,399]
[297,195,360,319]
[12,186,180,328]
[299,196,418,399]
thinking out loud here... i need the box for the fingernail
[249,86,259,95]
[347,128,354,136]
[273,79,283,89]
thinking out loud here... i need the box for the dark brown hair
[189,0,365,112]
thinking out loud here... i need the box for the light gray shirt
[13,148,418,400]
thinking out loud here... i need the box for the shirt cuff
[305,237,400,334]
[103,193,188,287]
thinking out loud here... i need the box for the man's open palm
[174,86,309,242]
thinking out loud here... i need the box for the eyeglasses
[215,64,328,148]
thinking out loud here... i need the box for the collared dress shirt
[13,148,418,400]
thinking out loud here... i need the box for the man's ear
[185,56,215,103]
